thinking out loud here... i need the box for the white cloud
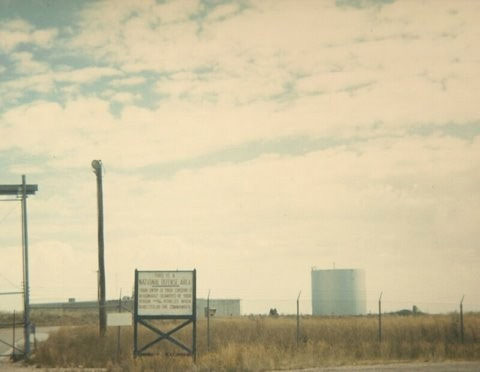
[2,0,480,312]
[109,76,146,87]
[53,67,122,84]
[2,18,33,32]
[8,164,46,175]
[29,240,97,303]
[152,0,200,24]
[12,51,49,74]
[60,0,480,133]
[2,80,479,173]
[71,0,199,66]
[0,19,57,51]
[2,120,479,311]
[0,67,122,106]
[13,134,477,308]
[31,28,58,47]
[205,2,242,22]
[0,98,115,156]
[109,91,140,104]
[0,29,30,51]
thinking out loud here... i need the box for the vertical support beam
[12,310,16,358]
[192,269,197,362]
[133,269,138,357]
[207,289,210,352]
[378,292,383,344]
[92,160,106,337]
[117,292,122,360]
[296,290,301,347]
[460,295,465,344]
[21,175,31,358]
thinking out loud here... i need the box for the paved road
[0,363,106,371]
[0,359,478,371]
[0,326,59,357]
[272,361,480,372]
[2,330,479,372]
[0,361,479,371]
[0,326,24,357]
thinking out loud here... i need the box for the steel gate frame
[0,311,24,359]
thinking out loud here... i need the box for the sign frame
[133,269,197,360]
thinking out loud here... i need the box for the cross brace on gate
[0,338,24,357]
[135,318,194,356]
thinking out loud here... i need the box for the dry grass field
[28,313,480,371]
[1,309,98,327]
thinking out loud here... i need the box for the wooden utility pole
[92,160,106,337]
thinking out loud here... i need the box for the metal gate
[0,311,24,360]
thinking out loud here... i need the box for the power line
[0,272,20,289]
[0,202,18,224]
[0,202,21,289]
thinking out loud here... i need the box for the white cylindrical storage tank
[311,268,366,316]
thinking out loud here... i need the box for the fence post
[460,295,465,344]
[32,324,37,351]
[378,292,383,343]
[117,293,122,360]
[207,289,211,352]
[296,290,301,347]
[21,175,31,358]
[12,310,15,359]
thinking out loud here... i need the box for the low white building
[32,298,242,318]
[196,298,241,318]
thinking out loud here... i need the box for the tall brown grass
[33,313,480,371]
[0,308,98,327]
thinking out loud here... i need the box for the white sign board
[107,313,132,326]
[137,271,194,316]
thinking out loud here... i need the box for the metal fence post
[12,310,15,359]
[378,292,383,343]
[21,175,31,358]
[207,289,211,352]
[133,270,138,357]
[117,293,122,360]
[193,269,197,363]
[460,295,465,344]
[296,291,301,346]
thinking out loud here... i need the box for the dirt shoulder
[273,361,480,372]
[0,361,106,372]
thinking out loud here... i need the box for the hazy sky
[1,0,479,314]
